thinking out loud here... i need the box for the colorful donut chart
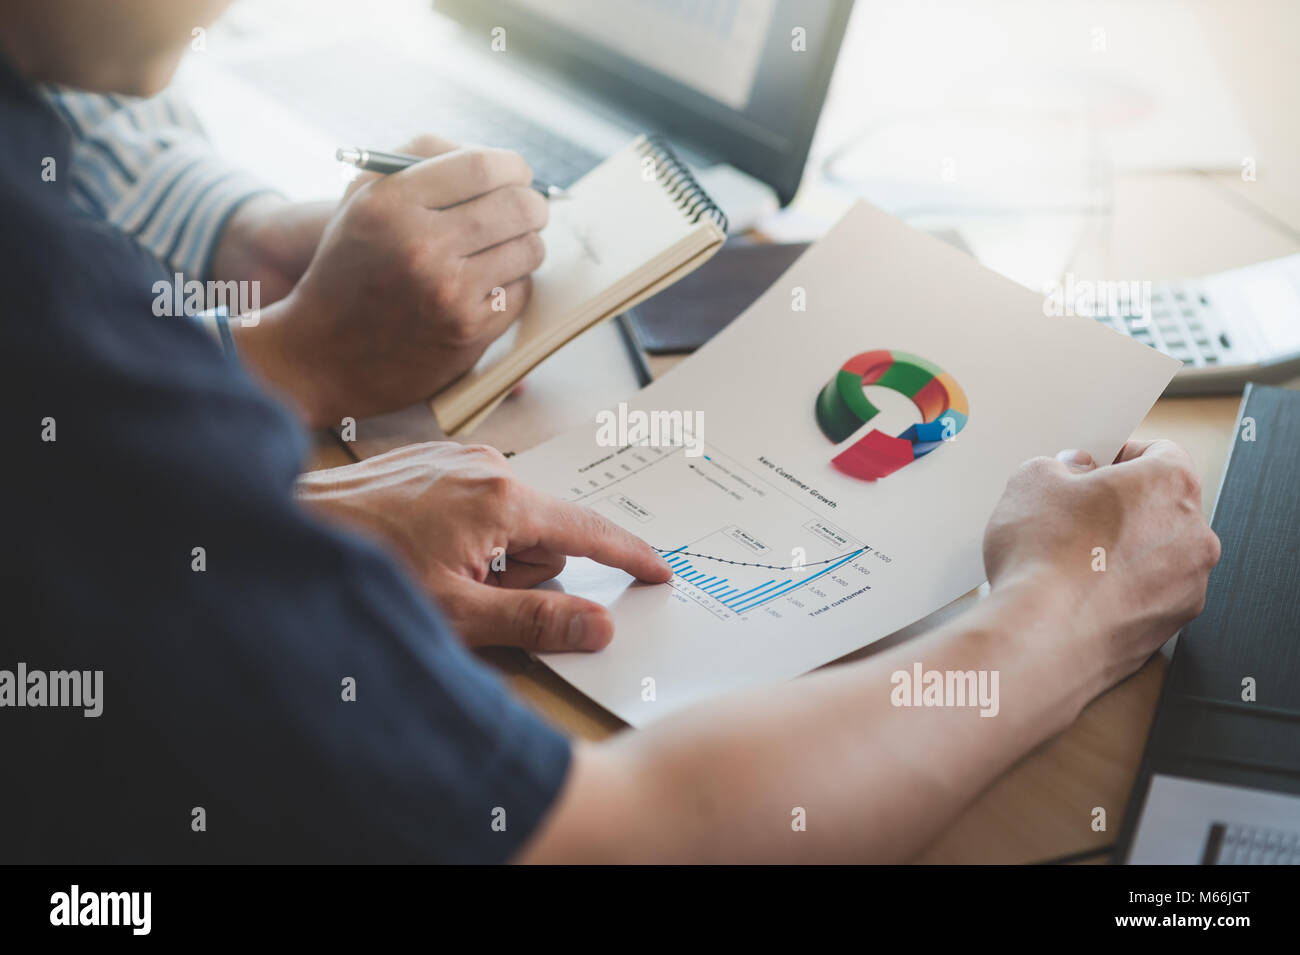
[814,350,969,481]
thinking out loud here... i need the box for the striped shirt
[40,86,274,282]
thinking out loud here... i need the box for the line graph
[662,545,868,615]
[568,441,887,622]
[651,546,858,571]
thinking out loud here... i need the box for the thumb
[444,580,615,652]
[1055,448,1097,473]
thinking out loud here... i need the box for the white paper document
[512,202,1179,726]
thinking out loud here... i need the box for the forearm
[523,575,1104,863]
[209,195,333,304]
[207,197,338,426]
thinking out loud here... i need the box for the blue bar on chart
[663,545,866,616]
[727,579,789,609]
[730,549,866,613]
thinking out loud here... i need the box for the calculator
[1093,253,1300,394]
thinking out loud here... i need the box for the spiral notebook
[431,136,728,435]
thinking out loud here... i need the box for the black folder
[1115,383,1300,862]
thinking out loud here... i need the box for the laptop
[1115,384,1300,864]
[229,0,852,232]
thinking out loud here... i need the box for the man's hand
[295,442,672,651]
[982,439,1220,696]
[234,135,547,426]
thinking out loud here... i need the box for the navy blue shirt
[0,56,569,863]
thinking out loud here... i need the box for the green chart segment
[814,349,970,481]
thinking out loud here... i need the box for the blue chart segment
[662,546,868,615]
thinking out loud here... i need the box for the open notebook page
[432,136,725,434]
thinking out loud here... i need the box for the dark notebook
[1115,383,1300,863]
[627,241,809,353]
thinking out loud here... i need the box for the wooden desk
[306,2,1299,864]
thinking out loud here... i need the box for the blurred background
[176,0,1297,292]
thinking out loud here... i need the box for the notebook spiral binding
[638,135,728,233]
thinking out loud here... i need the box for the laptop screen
[435,0,854,205]
[510,0,776,110]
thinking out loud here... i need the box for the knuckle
[527,189,549,230]
[406,134,443,156]
[503,185,531,223]
[1166,461,1200,499]
[477,472,515,503]
[464,206,493,247]
[521,230,546,269]
[1020,455,1055,475]
[502,149,530,181]
[1201,528,1222,568]
[442,318,476,349]
[582,505,617,538]
[431,264,467,316]
[513,596,553,652]
[1190,587,1209,618]
[451,306,483,344]
[512,187,547,230]
[465,149,494,188]
[572,504,614,545]
[433,290,482,347]
[1010,455,1055,488]
[463,443,509,467]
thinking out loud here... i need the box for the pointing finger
[517,491,673,584]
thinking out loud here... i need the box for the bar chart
[662,545,869,616]
[568,440,884,622]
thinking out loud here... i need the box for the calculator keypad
[1091,283,1228,366]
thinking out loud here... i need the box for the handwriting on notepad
[569,221,602,265]
[549,195,602,265]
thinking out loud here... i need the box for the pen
[335,146,570,199]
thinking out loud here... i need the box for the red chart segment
[814,349,970,481]
[830,430,915,480]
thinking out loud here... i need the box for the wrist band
[192,306,240,363]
